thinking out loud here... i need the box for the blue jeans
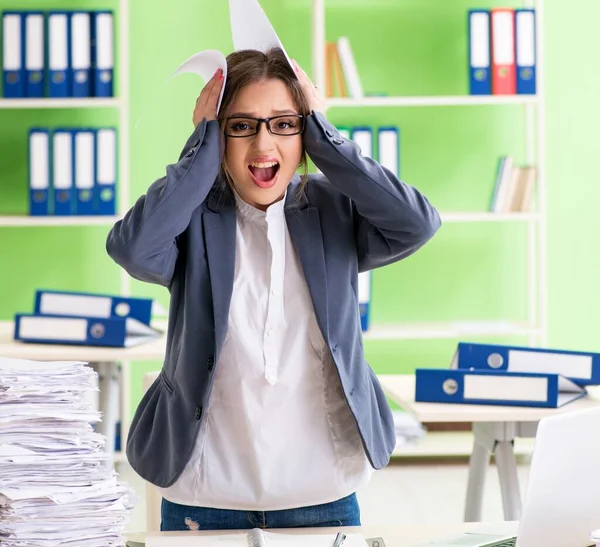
[160,493,361,531]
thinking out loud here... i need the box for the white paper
[168,0,296,114]
[0,357,136,547]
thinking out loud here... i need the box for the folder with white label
[34,290,162,326]
[515,8,536,95]
[358,270,371,332]
[14,314,161,348]
[74,129,95,215]
[452,342,600,387]
[71,12,92,97]
[377,126,399,177]
[52,129,74,215]
[48,11,71,97]
[28,128,50,216]
[25,12,44,97]
[2,12,25,98]
[468,9,491,95]
[95,127,117,215]
[415,368,586,408]
[92,11,114,97]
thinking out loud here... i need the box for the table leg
[96,361,119,468]
[495,440,522,520]
[464,437,491,522]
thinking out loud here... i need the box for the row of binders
[337,125,401,332]
[14,290,164,348]
[29,127,117,216]
[325,37,363,99]
[416,342,600,408]
[2,10,114,98]
[468,8,536,95]
[490,156,536,213]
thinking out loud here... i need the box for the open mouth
[248,161,280,188]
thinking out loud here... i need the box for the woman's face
[223,78,303,210]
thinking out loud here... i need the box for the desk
[0,320,167,465]
[126,522,518,546]
[378,374,600,522]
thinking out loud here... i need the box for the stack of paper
[0,357,135,547]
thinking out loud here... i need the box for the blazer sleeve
[303,111,442,271]
[106,118,221,286]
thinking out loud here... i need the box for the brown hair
[217,47,310,200]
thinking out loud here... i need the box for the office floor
[118,458,532,533]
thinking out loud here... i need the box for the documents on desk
[415,368,587,408]
[143,530,370,547]
[0,356,135,547]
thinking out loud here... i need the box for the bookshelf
[311,0,547,348]
[0,0,131,462]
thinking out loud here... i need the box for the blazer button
[195,406,203,420]
[207,356,214,371]
[325,129,334,137]
[332,138,343,145]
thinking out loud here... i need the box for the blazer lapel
[203,183,236,353]
[285,183,330,342]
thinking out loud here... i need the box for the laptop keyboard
[492,540,516,547]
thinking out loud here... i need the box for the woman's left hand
[292,59,328,115]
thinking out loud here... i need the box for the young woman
[106,47,441,531]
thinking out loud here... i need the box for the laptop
[418,406,600,547]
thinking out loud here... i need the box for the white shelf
[0,215,120,227]
[0,98,121,109]
[441,212,540,223]
[326,95,539,108]
[363,321,541,341]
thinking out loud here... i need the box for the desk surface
[379,374,600,423]
[127,522,518,546]
[0,320,167,362]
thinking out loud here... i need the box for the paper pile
[0,357,136,547]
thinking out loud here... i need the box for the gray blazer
[106,112,441,488]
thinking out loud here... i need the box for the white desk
[378,374,600,522]
[127,522,519,547]
[0,320,167,465]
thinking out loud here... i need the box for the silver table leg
[464,438,491,522]
[495,440,522,520]
[95,361,120,468]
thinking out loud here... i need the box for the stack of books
[490,156,536,213]
[0,356,135,546]
[324,37,363,99]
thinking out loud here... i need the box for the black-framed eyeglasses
[224,114,305,138]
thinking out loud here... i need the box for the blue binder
[74,129,95,215]
[2,12,25,98]
[91,11,114,97]
[52,128,75,215]
[70,12,91,97]
[358,271,371,331]
[415,368,586,409]
[28,128,50,216]
[25,12,45,98]
[47,11,71,98]
[515,8,536,95]
[34,289,154,326]
[468,9,491,95]
[452,342,600,387]
[14,313,160,348]
[94,127,117,215]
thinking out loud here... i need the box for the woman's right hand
[192,68,224,127]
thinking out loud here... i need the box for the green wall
[1,0,599,419]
